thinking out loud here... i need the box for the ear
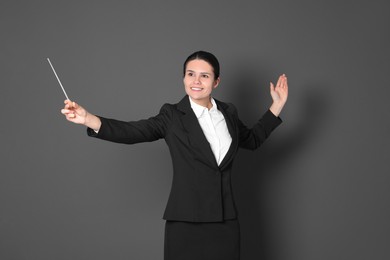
[213,77,220,89]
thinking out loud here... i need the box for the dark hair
[183,51,220,79]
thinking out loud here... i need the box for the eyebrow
[186,70,212,75]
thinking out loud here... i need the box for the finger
[64,100,74,109]
[281,75,288,89]
[66,115,75,121]
[64,99,73,106]
[281,76,286,89]
[276,75,283,89]
[67,113,76,118]
[61,109,71,114]
[61,109,77,115]
[65,103,75,109]
[284,77,288,89]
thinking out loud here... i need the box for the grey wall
[1,0,389,259]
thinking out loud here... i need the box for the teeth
[191,87,202,91]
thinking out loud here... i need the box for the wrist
[85,112,101,131]
[269,102,284,117]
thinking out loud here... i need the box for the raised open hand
[269,74,288,116]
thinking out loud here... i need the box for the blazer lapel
[215,99,239,170]
[177,96,219,169]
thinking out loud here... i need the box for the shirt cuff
[86,116,104,137]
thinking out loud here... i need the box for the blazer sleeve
[86,104,172,144]
[235,107,282,150]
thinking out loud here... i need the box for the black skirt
[164,219,240,260]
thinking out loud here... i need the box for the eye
[201,74,209,78]
[187,72,194,77]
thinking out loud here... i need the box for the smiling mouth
[191,87,203,91]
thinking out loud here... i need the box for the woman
[61,51,288,260]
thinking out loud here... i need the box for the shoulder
[160,102,179,113]
[158,100,185,117]
[160,95,191,115]
[214,98,238,115]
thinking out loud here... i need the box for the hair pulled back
[183,51,220,79]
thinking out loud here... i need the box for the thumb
[270,82,274,92]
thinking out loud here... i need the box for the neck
[190,96,213,109]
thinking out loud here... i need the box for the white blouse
[189,96,232,166]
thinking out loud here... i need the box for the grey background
[1,0,389,259]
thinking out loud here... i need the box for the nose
[194,75,201,84]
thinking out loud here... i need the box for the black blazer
[87,95,282,222]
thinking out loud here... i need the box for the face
[184,59,220,107]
